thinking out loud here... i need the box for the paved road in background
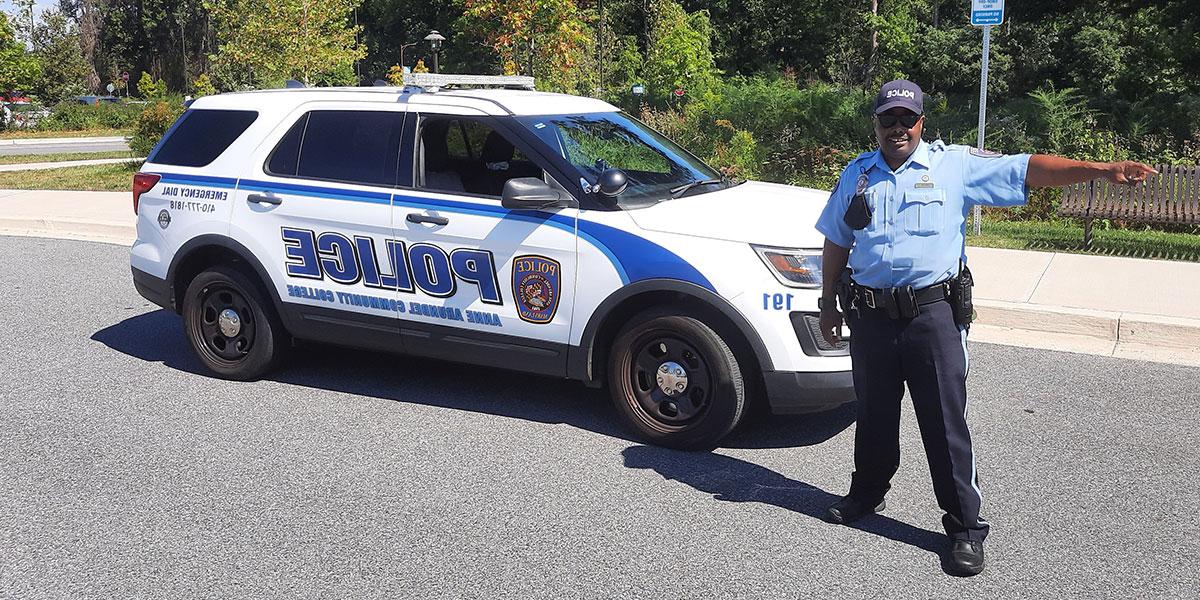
[2,236,1197,599]
[0,137,130,156]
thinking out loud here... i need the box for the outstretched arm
[1026,155,1157,189]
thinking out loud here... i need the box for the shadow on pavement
[622,445,957,571]
[91,309,853,449]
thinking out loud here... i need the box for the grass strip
[0,151,137,166]
[968,219,1200,262]
[0,128,130,140]
[0,161,140,192]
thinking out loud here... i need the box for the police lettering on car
[815,79,1156,576]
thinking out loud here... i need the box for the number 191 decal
[762,293,794,311]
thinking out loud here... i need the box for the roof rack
[402,73,536,92]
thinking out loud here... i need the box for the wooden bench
[1060,165,1200,247]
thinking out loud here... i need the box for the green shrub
[38,101,141,131]
[130,101,184,156]
[191,74,216,98]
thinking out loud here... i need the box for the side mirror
[501,177,570,210]
[596,168,628,197]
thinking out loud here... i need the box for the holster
[949,263,975,327]
[836,269,853,315]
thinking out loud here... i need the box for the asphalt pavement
[2,235,1197,599]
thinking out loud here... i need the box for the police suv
[130,73,853,449]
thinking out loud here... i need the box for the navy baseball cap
[874,79,923,115]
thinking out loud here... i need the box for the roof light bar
[402,73,535,92]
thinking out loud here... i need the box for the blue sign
[971,0,1005,26]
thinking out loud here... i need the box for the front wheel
[608,311,745,450]
[182,265,288,380]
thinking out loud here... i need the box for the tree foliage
[0,12,41,97]
[31,10,89,103]
[459,0,593,93]
[204,0,366,90]
[641,0,718,103]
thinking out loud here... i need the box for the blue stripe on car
[156,173,240,188]
[167,175,713,292]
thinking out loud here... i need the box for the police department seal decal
[512,255,560,324]
[157,210,171,229]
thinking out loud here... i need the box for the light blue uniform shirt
[815,139,1031,289]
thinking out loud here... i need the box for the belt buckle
[863,288,877,309]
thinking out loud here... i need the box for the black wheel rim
[195,283,256,363]
[627,333,713,428]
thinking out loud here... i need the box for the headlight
[753,245,822,288]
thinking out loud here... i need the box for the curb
[0,217,135,247]
[974,299,1200,366]
[0,136,129,146]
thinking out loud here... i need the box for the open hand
[1106,161,1157,185]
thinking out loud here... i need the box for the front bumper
[132,266,173,311]
[763,369,856,414]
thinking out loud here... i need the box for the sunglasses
[875,113,922,128]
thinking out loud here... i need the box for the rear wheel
[182,265,288,380]
[608,310,745,450]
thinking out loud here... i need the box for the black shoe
[948,540,985,576]
[825,495,886,524]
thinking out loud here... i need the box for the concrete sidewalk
[2,188,1198,366]
[0,157,143,172]
[0,136,128,147]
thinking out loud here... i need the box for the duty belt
[851,280,950,319]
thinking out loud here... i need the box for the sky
[1,1,57,19]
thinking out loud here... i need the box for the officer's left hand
[1104,161,1157,185]
[819,306,843,345]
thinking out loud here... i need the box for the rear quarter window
[149,109,258,167]
[266,110,405,187]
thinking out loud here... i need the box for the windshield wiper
[669,178,725,199]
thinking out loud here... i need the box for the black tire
[608,310,745,450]
[182,265,289,380]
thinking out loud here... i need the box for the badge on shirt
[914,174,936,189]
[969,148,1002,158]
[855,173,869,195]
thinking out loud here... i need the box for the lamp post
[399,41,418,71]
[424,30,446,74]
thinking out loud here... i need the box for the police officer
[815,79,1155,576]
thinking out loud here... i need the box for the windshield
[517,112,729,203]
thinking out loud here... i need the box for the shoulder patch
[969,148,1002,158]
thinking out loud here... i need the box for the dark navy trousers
[846,299,989,542]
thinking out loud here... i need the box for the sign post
[970,0,1004,235]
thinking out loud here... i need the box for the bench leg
[1083,217,1094,249]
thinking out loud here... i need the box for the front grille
[790,312,850,357]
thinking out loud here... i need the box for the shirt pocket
[902,188,946,236]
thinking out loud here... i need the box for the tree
[32,10,89,103]
[0,13,41,98]
[641,0,718,104]
[205,0,366,89]
[459,0,593,93]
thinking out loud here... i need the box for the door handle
[247,193,282,206]
[407,213,449,226]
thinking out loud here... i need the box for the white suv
[130,74,853,449]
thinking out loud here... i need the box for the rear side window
[149,109,258,167]
[267,110,404,187]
